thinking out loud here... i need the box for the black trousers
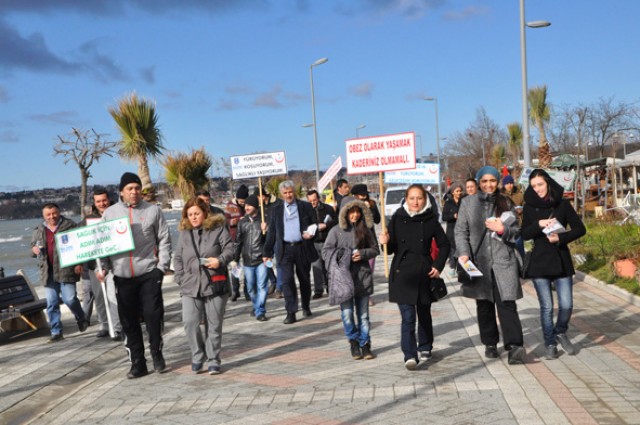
[278,243,312,313]
[476,274,523,350]
[114,269,164,363]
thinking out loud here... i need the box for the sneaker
[350,340,363,360]
[484,345,499,359]
[77,319,89,333]
[112,331,124,342]
[556,334,576,355]
[508,346,526,365]
[96,329,109,338]
[208,365,221,375]
[48,333,64,343]
[127,361,149,379]
[419,350,432,362]
[152,351,168,374]
[404,358,418,371]
[362,343,375,360]
[192,362,204,373]
[545,345,559,360]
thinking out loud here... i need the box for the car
[384,186,407,225]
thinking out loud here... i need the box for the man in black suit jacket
[263,180,318,324]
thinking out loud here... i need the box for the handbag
[430,277,448,301]
[457,228,486,285]
[189,230,227,297]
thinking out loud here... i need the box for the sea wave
[0,236,22,244]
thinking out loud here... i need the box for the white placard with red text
[318,156,343,191]
[346,132,416,175]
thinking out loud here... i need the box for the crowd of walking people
[29,166,586,378]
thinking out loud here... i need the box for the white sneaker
[404,358,418,371]
[419,350,432,362]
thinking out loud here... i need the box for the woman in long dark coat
[454,166,526,365]
[521,169,586,360]
[379,184,450,370]
[441,183,463,275]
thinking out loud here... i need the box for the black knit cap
[245,194,259,209]
[119,172,142,191]
[236,184,249,199]
[350,184,369,196]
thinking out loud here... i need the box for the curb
[576,270,640,307]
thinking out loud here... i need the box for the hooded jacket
[174,214,234,298]
[101,200,171,278]
[521,170,586,278]
[322,199,379,298]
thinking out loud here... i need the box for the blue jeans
[45,277,86,336]
[340,296,370,347]
[244,264,269,317]
[532,276,574,347]
[398,303,433,362]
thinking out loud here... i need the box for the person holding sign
[31,203,89,343]
[263,180,318,324]
[97,172,172,379]
[174,198,234,375]
[454,166,525,365]
[378,185,450,370]
[521,169,586,360]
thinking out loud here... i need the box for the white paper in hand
[458,259,483,277]
[543,221,567,235]
[305,224,318,237]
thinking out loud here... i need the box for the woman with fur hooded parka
[174,198,234,375]
[323,198,379,361]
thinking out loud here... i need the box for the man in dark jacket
[263,180,318,324]
[31,203,88,342]
[333,179,350,213]
[306,189,337,298]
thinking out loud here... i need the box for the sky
[1,0,638,191]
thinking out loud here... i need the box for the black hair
[346,204,373,249]
[195,189,211,197]
[306,189,319,198]
[93,186,108,197]
[42,203,59,211]
[465,178,477,186]
[336,179,348,188]
[528,169,556,203]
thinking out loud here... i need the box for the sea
[0,210,183,286]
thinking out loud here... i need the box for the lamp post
[356,124,366,138]
[520,0,551,167]
[424,97,443,205]
[310,57,328,189]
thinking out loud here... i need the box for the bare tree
[54,128,118,218]
[587,97,634,158]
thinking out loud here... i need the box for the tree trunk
[80,168,89,220]
[137,156,156,202]
[535,117,553,168]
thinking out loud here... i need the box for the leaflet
[458,259,483,277]
[543,221,567,235]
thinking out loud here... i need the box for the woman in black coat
[379,184,450,371]
[441,183,463,275]
[521,169,586,360]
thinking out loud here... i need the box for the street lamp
[310,57,328,189]
[424,97,443,205]
[520,0,551,167]
[356,124,366,137]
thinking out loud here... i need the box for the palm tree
[163,148,213,201]
[528,85,552,168]
[109,92,164,200]
[506,122,522,177]
[489,144,507,169]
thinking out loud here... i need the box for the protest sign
[345,132,416,175]
[385,163,440,185]
[318,156,342,191]
[230,151,287,179]
[56,217,135,268]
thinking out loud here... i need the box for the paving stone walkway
[1,258,639,424]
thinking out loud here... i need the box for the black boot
[350,340,363,360]
[127,360,149,379]
[152,351,168,373]
[362,342,375,360]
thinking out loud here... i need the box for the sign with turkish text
[518,167,576,191]
[230,151,287,179]
[346,132,417,175]
[56,217,135,268]
[385,163,440,185]
[318,156,343,191]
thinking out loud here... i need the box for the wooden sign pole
[258,177,266,235]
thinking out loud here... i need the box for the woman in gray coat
[455,166,526,365]
[174,198,234,375]
[323,199,379,361]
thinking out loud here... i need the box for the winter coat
[263,199,319,264]
[454,192,523,302]
[31,215,79,285]
[441,197,461,250]
[174,214,234,298]
[521,171,586,278]
[235,213,266,266]
[101,200,172,277]
[311,202,337,243]
[322,199,379,299]
[386,203,450,305]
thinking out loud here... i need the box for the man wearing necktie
[263,180,318,324]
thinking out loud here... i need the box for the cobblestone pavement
[1,259,639,424]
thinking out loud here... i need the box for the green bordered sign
[55,217,135,268]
